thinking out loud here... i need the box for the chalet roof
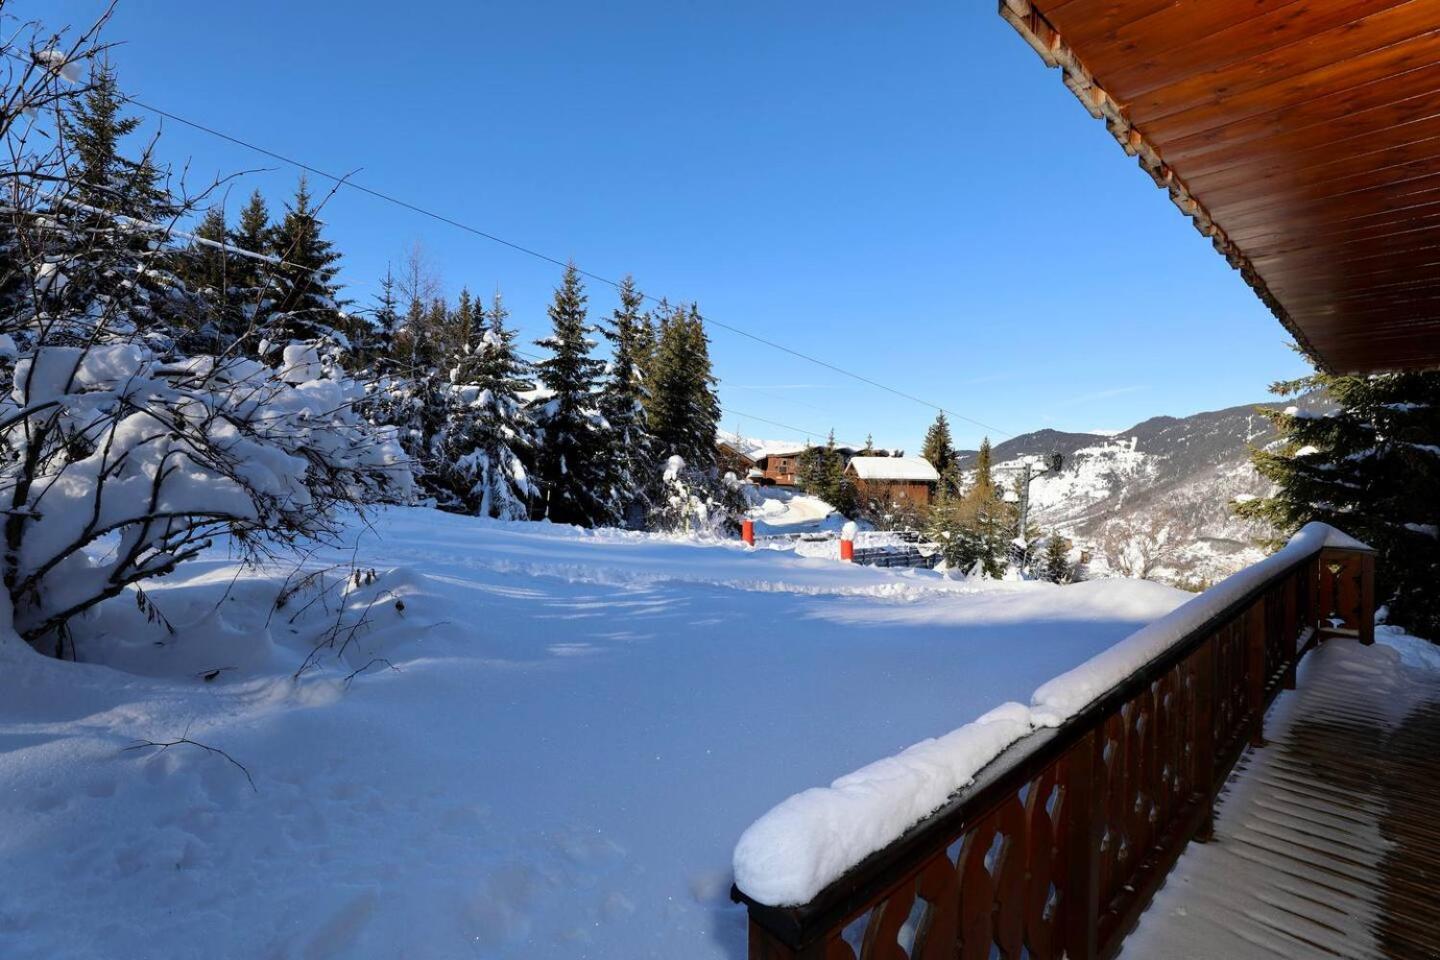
[846,456,940,482]
[999,0,1440,374]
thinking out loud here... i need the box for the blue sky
[31,0,1311,453]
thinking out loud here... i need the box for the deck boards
[1122,636,1440,959]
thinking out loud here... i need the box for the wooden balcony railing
[733,536,1376,960]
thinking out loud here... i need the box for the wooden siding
[1000,0,1440,374]
[853,477,934,508]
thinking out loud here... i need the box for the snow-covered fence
[731,524,1375,960]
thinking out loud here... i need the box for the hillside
[958,393,1331,586]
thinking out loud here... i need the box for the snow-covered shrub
[649,455,744,538]
[0,343,409,649]
[0,32,410,654]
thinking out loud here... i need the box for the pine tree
[1236,370,1440,636]
[62,65,171,225]
[925,485,978,573]
[264,175,346,350]
[352,265,400,371]
[225,189,274,349]
[952,437,1012,578]
[922,412,956,483]
[533,265,618,527]
[972,437,997,499]
[187,206,230,296]
[797,430,857,516]
[33,65,187,348]
[440,292,539,519]
[1042,531,1074,584]
[177,204,232,352]
[599,275,654,522]
[648,301,720,470]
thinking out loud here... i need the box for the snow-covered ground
[0,507,1191,959]
[743,484,842,537]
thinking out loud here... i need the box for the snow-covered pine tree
[344,265,398,372]
[369,266,401,366]
[533,265,619,527]
[648,301,720,470]
[1236,370,1440,636]
[651,454,746,538]
[23,65,191,352]
[176,204,233,353]
[225,189,275,348]
[263,175,347,353]
[1042,530,1074,584]
[598,275,655,524]
[439,292,539,519]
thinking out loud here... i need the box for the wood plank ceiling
[999,0,1440,373]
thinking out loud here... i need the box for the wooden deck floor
[1123,635,1440,960]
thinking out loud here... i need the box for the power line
[105,86,1014,439]
[718,407,828,442]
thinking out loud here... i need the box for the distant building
[716,441,757,480]
[717,434,892,487]
[845,456,940,507]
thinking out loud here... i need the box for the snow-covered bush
[0,343,409,650]
[650,455,744,538]
[0,28,410,655]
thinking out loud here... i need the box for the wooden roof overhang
[998,0,1440,373]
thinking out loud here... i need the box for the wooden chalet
[716,440,759,481]
[733,4,1440,959]
[845,456,940,508]
[732,442,867,487]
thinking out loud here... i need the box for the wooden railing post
[1359,552,1375,646]
[746,920,806,960]
[1246,602,1267,747]
[1282,573,1299,689]
[1063,729,1102,960]
[1193,635,1218,842]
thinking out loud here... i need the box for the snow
[743,485,842,536]
[734,522,1369,907]
[846,455,940,482]
[733,701,1037,906]
[35,48,83,83]
[0,506,1191,959]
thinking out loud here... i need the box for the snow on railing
[732,522,1372,911]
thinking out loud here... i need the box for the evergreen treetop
[1236,370,1440,635]
[922,412,956,476]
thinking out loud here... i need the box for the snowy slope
[0,507,1189,960]
[958,393,1333,586]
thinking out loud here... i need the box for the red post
[742,519,755,546]
[839,539,854,562]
